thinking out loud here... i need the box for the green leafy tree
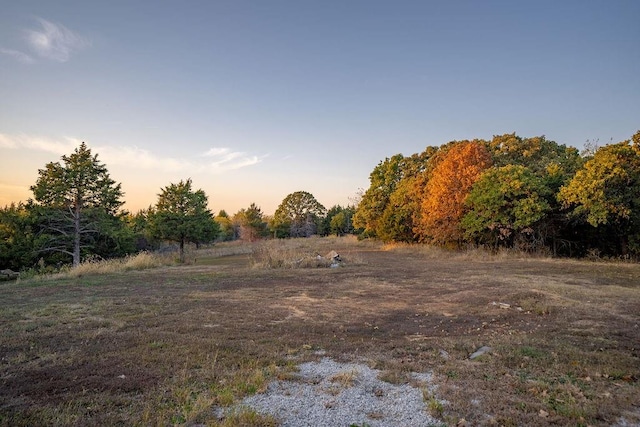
[90,211,136,259]
[30,142,124,267]
[353,154,404,238]
[272,191,326,238]
[462,165,551,249]
[376,148,439,242]
[490,133,582,196]
[149,179,219,262]
[0,203,37,270]
[322,205,356,236]
[123,207,160,251]
[214,210,236,241]
[490,134,581,177]
[558,132,640,255]
[487,133,584,253]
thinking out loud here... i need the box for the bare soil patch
[1,238,639,426]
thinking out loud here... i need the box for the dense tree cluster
[354,131,640,257]
[0,144,357,271]
[3,132,638,272]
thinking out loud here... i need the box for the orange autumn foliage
[416,140,492,245]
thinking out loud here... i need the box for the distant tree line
[3,131,639,271]
[0,144,357,271]
[353,131,640,258]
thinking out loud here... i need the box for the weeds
[329,369,359,388]
[217,407,279,426]
[423,388,444,418]
[250,236,362,269]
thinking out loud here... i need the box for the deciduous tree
[272,191,326,238]
[353,154,404,238]
[323,205,356,236]
[214,210,235,241]
[415,140,492,246]
[558,132,640,255]
[462,165,551,249]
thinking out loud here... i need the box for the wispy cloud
[202,147,262,172]
[0,133,79,153]
[0,134,263,174]
[98,146,191,172]
[24,18,90,62]
[0,47,35,64]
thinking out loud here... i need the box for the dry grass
[250,236,365,269]
[23,251,174,282]
[1,237,639,426]
[329,369,359,388]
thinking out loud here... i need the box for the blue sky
[1,1,639,214]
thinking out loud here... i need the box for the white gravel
[222,357,443,426]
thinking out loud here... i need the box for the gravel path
[223,357,443,426]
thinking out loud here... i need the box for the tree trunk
[620,234,629,257]
[179,238,185,263]
[73,204,81,267]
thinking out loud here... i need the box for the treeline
[0,144,356,271]
[3,131,639,271]
[353,131,640,258]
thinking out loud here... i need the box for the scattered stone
[491,301,512,309]
[224,357,441,427]
[0,269,19,281]
[539,409,549,418]
[439,349,450,360]
[312,250,343,268]
[325,250,341,262]
[469,346,492,360]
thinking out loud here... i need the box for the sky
[1,0,639,215]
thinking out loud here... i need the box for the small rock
[539,409,549,418]
[325,250,341,262]
[469,346,492,360]
[439,349,450,360]
[0,269,19,281]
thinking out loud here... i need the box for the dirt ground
[1,239,639,426]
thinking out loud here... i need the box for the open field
[1,237,639,426]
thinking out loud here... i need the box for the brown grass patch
[1,238,639,426]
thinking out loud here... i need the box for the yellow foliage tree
[416,140,492,246]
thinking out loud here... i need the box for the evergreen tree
[30,142,124,267]
[149,179,219,262]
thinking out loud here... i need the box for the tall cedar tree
[233,203,267,241]
[30,143,123,267]
[416,140,492,246]
[150,179,218,262]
